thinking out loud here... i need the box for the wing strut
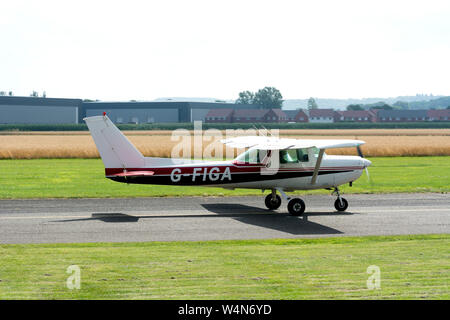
[311,149,325,184]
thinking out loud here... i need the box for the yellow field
[1,129,450,159]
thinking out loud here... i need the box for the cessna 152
[84,114,371,215]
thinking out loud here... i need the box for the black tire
[287,198,306,216]
[265,194,282,210]
[334,198,348,212]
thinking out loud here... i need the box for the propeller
[356,145,371,182]
[356,145,364,158]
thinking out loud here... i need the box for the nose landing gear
[332,187,348,212]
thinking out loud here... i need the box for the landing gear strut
[332,187,348,212]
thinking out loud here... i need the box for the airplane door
[278,149,311,169]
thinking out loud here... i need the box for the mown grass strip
[0,234,448,299]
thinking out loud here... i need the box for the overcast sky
[1,0,450,101]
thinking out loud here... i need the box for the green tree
[235,91,255,104]
[371,103,393,110]
[346,104,364,111]
[253,87,283,109]
[307,97,318,110]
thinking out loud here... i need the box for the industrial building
[0,96,259,124]
[0,96,82,124]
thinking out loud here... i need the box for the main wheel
[265,194,282,210]
[287,198,306,216]
[334,198,348,212]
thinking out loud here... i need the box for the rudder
[84,115,145,169]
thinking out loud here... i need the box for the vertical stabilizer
[84,115,145,169]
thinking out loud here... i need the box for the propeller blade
[356,145,364,158]
[365,167,370,182]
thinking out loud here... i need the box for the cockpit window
[235,148,261,164]
[297,149,309,162]
[279,148,310,163]
[279,149,298,163]
[236,148,312,164]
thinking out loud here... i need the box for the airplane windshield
[235,148,261,164]
[311,147,320,158]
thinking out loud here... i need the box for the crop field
[1,129,450,159]
[0,235,448,299]
[0,157,448,199]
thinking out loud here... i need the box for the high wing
[220,136,365,150]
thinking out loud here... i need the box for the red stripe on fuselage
[105,164,364,177]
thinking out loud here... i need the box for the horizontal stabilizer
[109,171,154,177]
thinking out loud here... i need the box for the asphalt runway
[0,193,448,244]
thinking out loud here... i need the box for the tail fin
[84,115,145,169]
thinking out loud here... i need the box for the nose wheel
[332,187,348,212]
[334,198,348,211]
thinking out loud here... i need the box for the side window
[297,149,309,162]
[279,149,299,163]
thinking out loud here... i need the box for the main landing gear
[264,187,349,215]
[264,190,282,210]
[264,189,305,216]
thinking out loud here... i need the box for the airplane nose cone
[362,159,372,168]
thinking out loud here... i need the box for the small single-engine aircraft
[84,114,371,215]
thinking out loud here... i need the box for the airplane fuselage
[106,155,367,191]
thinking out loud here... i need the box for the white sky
[1,0,450,101]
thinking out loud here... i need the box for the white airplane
[84,114,371,215]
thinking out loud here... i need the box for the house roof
[427,109,450,117]
[309,109,335,117]
[284,109,308,118]
[205,108,234,117]
[377,109,428,118]
[233,109,268,118]
[270,109,287,117]
[284,110,299,118]
[338,110,374,118]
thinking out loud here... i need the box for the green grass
[0,235,448,299]
[0,157,449,199]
